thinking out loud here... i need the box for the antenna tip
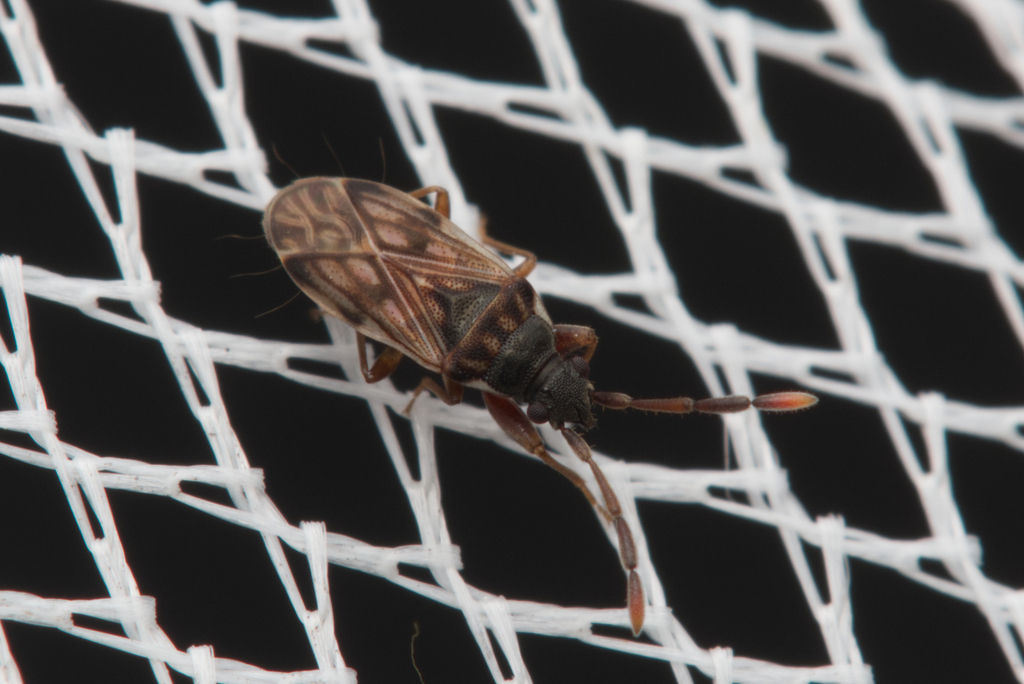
[752,391,819,412]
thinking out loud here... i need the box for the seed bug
[263,177,818,636]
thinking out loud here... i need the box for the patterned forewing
[345,180,512,348]
[264,177,513,370]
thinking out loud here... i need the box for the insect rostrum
[264,177,818,636]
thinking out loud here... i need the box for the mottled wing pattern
[263,177,513,371]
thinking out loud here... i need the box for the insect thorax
[443,278,596,429]
[443,277,551,392]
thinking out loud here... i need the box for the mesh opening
[2,1,1023,683]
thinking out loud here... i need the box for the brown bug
[263,177,817,635]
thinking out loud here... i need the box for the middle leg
[404,375,465,414]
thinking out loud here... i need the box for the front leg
[560,428,644,637]
[482,392,646,635]
[553,324,598,362]
[482,393,601,510]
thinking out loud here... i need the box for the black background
[2,0,1023,682]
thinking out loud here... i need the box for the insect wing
[264,177,513,370]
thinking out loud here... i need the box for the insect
[263,177,817,636]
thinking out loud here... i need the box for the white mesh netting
[2,0,1024,682]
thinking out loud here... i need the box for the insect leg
[407,185,450,218]
[482,393,645,634]
[404,375,464,414]
[477,219,537,278]
[481,393,605,514]
[553,324,598,362]
[407,185,538,277]
[591,390,818,414]
[560,428,645,636]
[357,333,404,383]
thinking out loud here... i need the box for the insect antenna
[591,390,818,415]
[377,137,387,184]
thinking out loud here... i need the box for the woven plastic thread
[1,1,1023,683]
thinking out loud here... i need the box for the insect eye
[527,402,550,424]
[570,356,590,378]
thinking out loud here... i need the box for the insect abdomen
[443,277,557,399]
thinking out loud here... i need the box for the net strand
[1,0,1023,682]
